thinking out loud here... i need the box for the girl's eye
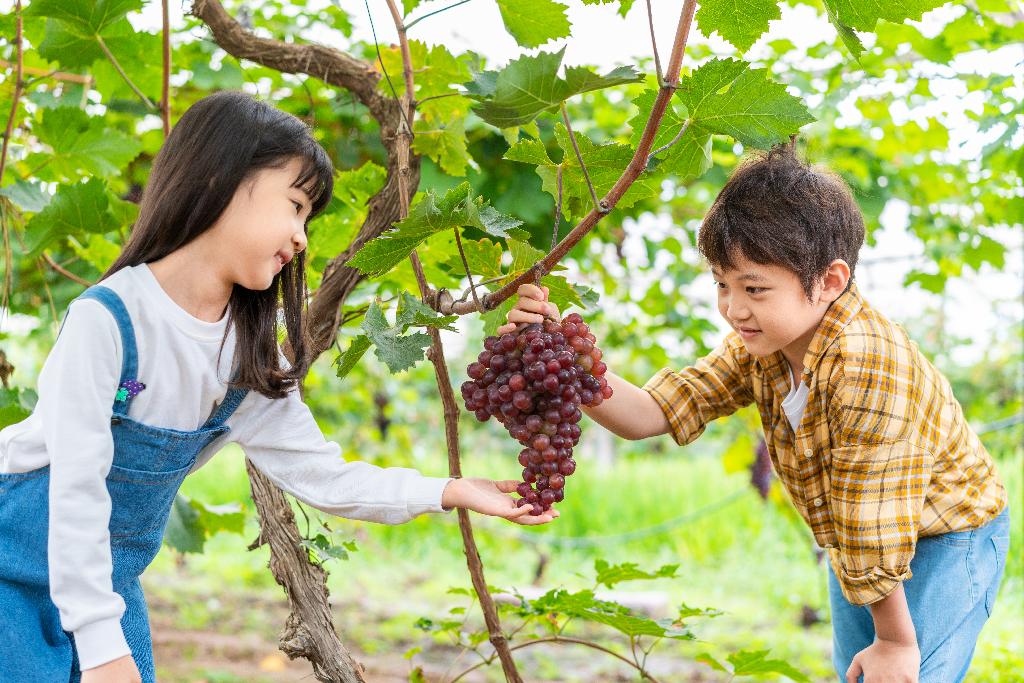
[292,201,304,214]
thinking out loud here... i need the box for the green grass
[148,444,1023,681]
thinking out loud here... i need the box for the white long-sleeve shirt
[0,263,451,671]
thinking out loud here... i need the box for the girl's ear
[820,259,851,303]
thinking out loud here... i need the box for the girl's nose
[293,229,308,254]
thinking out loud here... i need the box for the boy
[499,145,1010,683]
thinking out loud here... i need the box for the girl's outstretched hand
[442,477,559,525]
[496,284,560,335]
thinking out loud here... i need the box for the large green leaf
[334,335,372,381]
[697,649,810,682]
[24,178,121,256]
[163,494,246,555]
[466,48,642,128]
[395,291,458,332]
[695,0,780,52]
[24,0,143,34]
[675,58,814,148]
[29,107,143,180]
[823,0,947,32]
[347,183,523,278]
[496,0,571,48]
[822,0,947,57]
[361,302,432,374]
[413,117,474,177]
[629,89,713,182]
[0,387,35,429]
[594,559,680,589]
[505,123,659,221]
[530,589,695,640]
[308,163,387,262]
[29,5,146,71]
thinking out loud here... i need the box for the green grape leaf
[676,58,814,148]
[0,180,52,213]
[89,29,163,103]
[377,41,472,122]
[629,89,712,181]
[728,649,811,681]
[334,335,371,381]
[594,559,680,588]
[24,178,121,255]
[395,291,458,332]
[0,387,35,429]
[466,48,642,128]
[69,233,121,273]
[361,302,432,374]
[506,123,659,221]
[413,117,474,177]
[24,0,143,34]
[540,274,594,313]
[347,183,522,278]
[30,107,143,180]
[309,162,387,260]
[444,237,504,279]
[496,0,571,48]
[530,589,695,640]
[695,0,780,52]
[822,0,948,33]
[163,494,204,554]
[824,3,866,58]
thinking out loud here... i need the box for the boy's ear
[819,259,851,303]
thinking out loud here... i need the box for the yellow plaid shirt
[643,283,1007,605]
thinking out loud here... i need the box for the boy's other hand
[496,284,560,335]
[846,638,920,683]
[442,477,559,525]
[81,655,142,683]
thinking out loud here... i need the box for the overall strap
[76,286,141,415]
[203,370,249,429]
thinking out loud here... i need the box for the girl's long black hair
[103,91,334,399]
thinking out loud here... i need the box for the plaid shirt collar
[754,282,865,395]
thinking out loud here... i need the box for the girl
[0,90,555,683]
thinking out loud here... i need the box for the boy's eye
[746,287,767,295]
[715,281,726,289]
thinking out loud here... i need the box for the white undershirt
[780,365,810,432]
[0,264,451,671]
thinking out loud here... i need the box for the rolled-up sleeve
[827,440,933,604]
[642,333,755,446]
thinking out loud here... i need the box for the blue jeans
[828,507,1011,683]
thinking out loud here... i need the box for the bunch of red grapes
[460,313,612,516]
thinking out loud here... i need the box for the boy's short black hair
[697,143,865,300]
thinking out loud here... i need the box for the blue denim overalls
[0,285,248,681]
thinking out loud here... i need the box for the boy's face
[712,251,843,372]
